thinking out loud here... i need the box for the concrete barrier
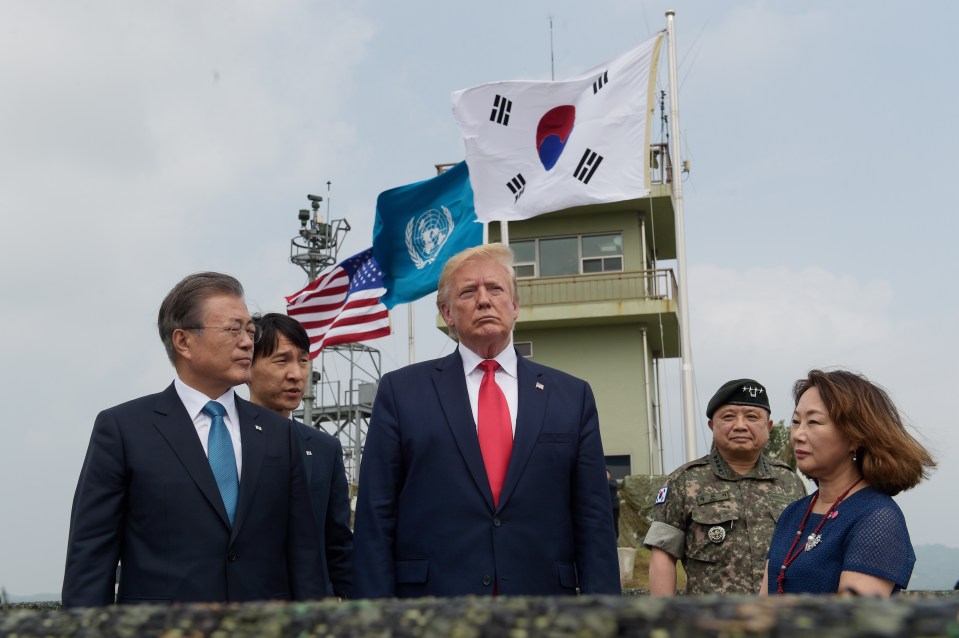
[3,593,958,637]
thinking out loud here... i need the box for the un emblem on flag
[405,206,454,269]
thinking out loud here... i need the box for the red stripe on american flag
[323,325,391,349]
[326,308,390,329]
[285,257,391,358]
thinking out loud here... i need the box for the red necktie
[477,360,512,506]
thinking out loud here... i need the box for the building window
[512,240,536,278]
[511,233,623,278]
[540,236,580,276]
[515,341,533,357]
[604,454,631,479]
[582,233,623,273]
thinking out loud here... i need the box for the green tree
[764,419,796,469]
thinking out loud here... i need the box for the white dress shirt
[174,377,243,478]
[458,342,518,436]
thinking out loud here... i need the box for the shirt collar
[458,341,517,379]
[708,444,772,480]
[174,376,239,425]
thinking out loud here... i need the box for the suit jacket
[293,420,353,598]
[62,383,324,606]
[352,350,620,598]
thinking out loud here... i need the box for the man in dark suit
[353,244,620,598]
[63,272,323,606]
[248,313,353,598]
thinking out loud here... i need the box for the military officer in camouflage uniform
[644,379,806,595]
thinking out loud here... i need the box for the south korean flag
[655,484,669,505]
[452,32,664,223]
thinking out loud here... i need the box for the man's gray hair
[157,272,244,363]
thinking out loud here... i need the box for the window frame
[511,232,624,278]
[514,341,533,358]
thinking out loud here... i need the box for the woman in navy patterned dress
[762,369,935,596]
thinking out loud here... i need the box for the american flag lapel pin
[535,382,544,390]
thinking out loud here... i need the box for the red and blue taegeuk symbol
[536,105,575,171]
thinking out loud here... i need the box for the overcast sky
[2,1,956,595]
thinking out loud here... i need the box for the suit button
[482,576,492,586]
[227,551,238,562]
[493,518,502,527]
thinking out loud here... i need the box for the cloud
[691,264,894,371]
[681,3,829,98]
[659,263,955,549]
[0,0,377,596]
[660,263,898,457]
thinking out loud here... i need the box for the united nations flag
[373,161,482,308]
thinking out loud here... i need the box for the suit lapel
[152,383,231,527]
[433,351,496,509]
[498,356,547,509]
[232,397,265,538]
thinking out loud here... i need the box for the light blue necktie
[203,400,238,526]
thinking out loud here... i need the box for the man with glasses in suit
[63,272,323,605]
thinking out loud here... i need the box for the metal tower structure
[288,190,382,483]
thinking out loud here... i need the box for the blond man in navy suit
[353,244,619,598]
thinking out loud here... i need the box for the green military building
[481,161,682,478]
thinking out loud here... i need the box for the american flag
[286,248,391,359]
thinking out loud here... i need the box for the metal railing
[649,142,673,185]
[293,343,381,484]
[517,268,677,307]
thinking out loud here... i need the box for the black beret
[706,379,770,418]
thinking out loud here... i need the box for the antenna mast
[290,188,350,425]
[287,188,382,482]
[549,16,556,80]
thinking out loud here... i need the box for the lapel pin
[255,425,263,431]
[305,450,313,456]
[536,382,544,390]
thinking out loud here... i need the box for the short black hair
[251,313,311,360]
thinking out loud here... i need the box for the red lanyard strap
[775,478,862,594]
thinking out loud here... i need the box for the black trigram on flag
[489,94,512,126]
[506,173,526,201]
[574,149,603,184]
[592,70,609,94]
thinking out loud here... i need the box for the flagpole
[302,259,319,428]
[665,10,698,462]
[408,304,415,364]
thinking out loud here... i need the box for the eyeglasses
[182,324,262,343]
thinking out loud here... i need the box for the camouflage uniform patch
[643,446,806,594]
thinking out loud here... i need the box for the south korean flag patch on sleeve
[655,484,669,504]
